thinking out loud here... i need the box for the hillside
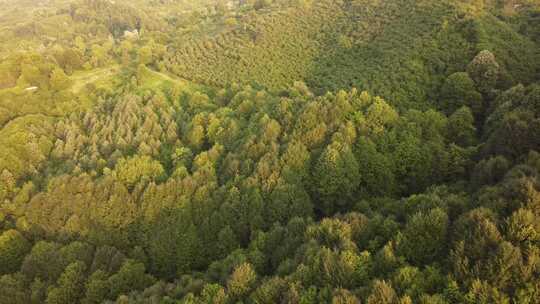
[0,0,540,303]
[162,0,540,109]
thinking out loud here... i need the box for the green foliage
[50,68,72,92]
[398,208,449,266]
[484,84,540,159]
[0,229,31,274]
[440,72,483,115]
[467,50,500,94]
[82,270,109,304]
[21,241,64,283]
[447,106,477,147]
[114,155,165,188]
[0,273,30,304]
[367,280,398,304]
[108,260,155,301]
[46,262,87,304]
[227,262,257,299]
[354,137,396,197]
[0,1,539,303]
[312,140,360,214]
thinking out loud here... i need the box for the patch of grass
[137,65,209,94]
[70,65,121,93]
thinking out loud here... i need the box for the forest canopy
[0,0,539,303]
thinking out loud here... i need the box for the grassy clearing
[138,65,209,94]
[70,65,121,93]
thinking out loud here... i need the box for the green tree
[217,226,239,259]
[50,68,72,91]
[397,208,448,265]
[354,137,396,196]
[312,140,360,214]
[114,155,164,189]
[0,274,29,304]
[200,283,228,304]
[331,288,360,304]
[506,208,540,246]
[227,262,257,299]
[30,278,47,304]
[46,262,87,304]
[138,46,153,65]
[250,277,287,304]
[21,241,63,283]
[392,133,433,194]
[368,280,398,304]
[0,229,31,275]
[447,106,477,147]
[108,260,154,300]
[464,280,509,304]
[362,97,399,135]
[467,50,500,94]
[440,72,482,115]
[471,156,510,187]
[451,208,503,282]
[82,270,109,304]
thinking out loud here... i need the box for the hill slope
[162,0,539,109]
[0,1,539,303]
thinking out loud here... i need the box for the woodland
[0,0,540,303]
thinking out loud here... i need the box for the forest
[0,0,540,303]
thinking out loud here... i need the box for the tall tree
[312,140,360,214]
[0,230,31,275]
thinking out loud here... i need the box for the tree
[227,262,257,299]
[397,208,449,265]
[138,46,153,65]
[217,226,239,259]
[440,72,482,115]
[447,106,477,147]
[368,280,398,304]
[108,260,154,301]
[471,156,510,187]
[464,279,509,304]
[354,137,396,196]
[59,241,94,268]
[467,50,500,94]
[82,270,109,304]
[0,169,16,200]
[506,208,540,246]
[307,218,355,251]
[30,278,47,304]
[332,288,360,304]
[392,133,433,194]
[0,274,29,304]
[50,68,72,91]
[114,155,165,189]
[250,277,287,304]
[46,262,87,304]
[200,283,228,304]
[451,208,503,281]
[0,229,31,275]
[21,241,63,283]
[362,97,399,135]
[312,141,360,214]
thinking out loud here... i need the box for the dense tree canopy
[0,0,539,303]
